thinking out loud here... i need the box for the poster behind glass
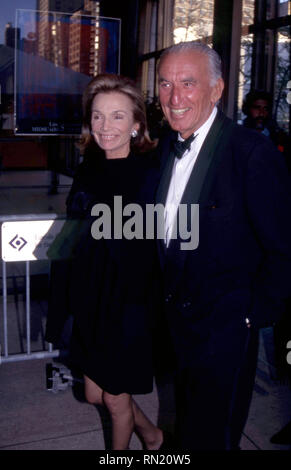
[15,9,121,135]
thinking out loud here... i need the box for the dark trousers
[173,327,259,450]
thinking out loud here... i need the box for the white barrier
[0,214,66,365]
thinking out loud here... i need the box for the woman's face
[91,91,139,159]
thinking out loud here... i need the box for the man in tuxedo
[156,41,291,450]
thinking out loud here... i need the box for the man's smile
[170,107,191,116]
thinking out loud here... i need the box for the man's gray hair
[158,41,222,86]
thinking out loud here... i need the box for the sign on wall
[15,9,121,136]
[1,220,66,261]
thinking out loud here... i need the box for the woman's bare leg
[131,399,163,450]
[84,376,163,450]
[83,376,112,449]
[84,375,104,405]
[103,392,134,450]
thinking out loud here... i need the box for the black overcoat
[45,148,162,394]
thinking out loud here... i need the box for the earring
[131,129,138,138]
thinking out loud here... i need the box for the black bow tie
[172,133,196,159]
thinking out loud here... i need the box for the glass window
[273,25,291,132]
[237,1,255,123]
[138,0,173,100]
[237,33,254,124]
[237,0,290,132]
[267,0,291,20]
[242,0,255,28]
[0,1,122,182]
[279,0,291,17]
[137,0,158,100]
[14,7,120,136]
[173,0,214,44]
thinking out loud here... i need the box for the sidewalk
[0,321,290,451]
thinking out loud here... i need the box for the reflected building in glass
[173,0,214,44]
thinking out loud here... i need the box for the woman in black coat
[46,74,165,450]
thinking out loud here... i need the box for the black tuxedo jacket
[156,110,291,365]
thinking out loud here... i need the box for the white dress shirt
[164,106,218,246]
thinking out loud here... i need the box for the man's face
[249,99,269,130]
[158,50,224,138]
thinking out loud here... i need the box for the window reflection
[237,34,254,124]
[274,25,290,131]
[267,0,291,20]
[14,6,120,136]
[173,0,214,44]
[238,0,290,129]
[242,0,255,28]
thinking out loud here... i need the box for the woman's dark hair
[79,73,157,154]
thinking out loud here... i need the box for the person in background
[46,73,170,450]
[243,88,291,446]
[155,41,291,450]
[242,89,290,171]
